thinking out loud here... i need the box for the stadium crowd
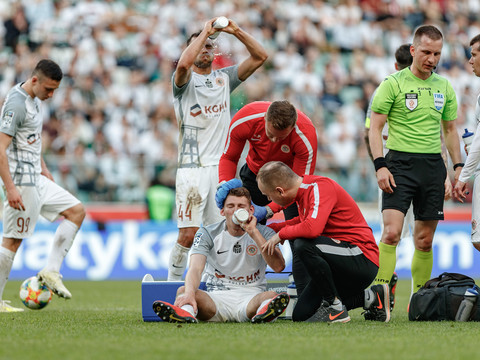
[0,0,479,206]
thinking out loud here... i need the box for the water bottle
[462,128,474,154]
[209,16,229,40]
[285,274,297,320]
[455,287,478,321]
[232,208,249,225]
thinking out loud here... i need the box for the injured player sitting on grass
[153,187,289,323]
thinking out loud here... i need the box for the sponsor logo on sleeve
[2,111,14,128]
[433,93,444,111]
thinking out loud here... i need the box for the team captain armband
[453,163,464,171]
[374,157,388,172]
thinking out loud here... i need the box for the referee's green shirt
[371,67,457,154]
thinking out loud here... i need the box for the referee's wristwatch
[453,163,464,171]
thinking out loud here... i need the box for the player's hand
[444,176,453,201]
[215,179,243,209]
[261,233,282,256]
[453,180,468,203]
[376,167,396,194]
[252,203,267,221]
[6,187,25,211]
[174,291,198,314]
[241,213,257,235]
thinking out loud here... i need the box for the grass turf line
[0,280,478,360]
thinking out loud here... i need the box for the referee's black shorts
[382,150,446,221]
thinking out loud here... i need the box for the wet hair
[187,31,202,46]
[395,44,413,70]
[265,100,297,130]
[470,34,480,51]
[32,59,62,82]
[257,161,296,191]
[413,25,443,46]
[225,187,252,205]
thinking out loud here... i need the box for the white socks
[0,246,16,300]
[364,288,375,309]
[257,298,272,313]
[42,220,78,273]
[167,243,190,281]
[181,304,197,317]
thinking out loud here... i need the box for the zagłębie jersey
[191,220,276,291]
[0,83,43,186]
[173,66,241,168]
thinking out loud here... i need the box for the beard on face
[194,57,213,69]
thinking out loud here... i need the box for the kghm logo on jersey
[2,111,14,128]
[433,93,444,111]
[190,104,202,117]
[405,93,418,111]
[246,244,258,256]
[216,78,225,87]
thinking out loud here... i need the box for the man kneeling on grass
[259,161,389,323]
[153,187,289,323]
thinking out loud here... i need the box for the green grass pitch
[0,279,478,360]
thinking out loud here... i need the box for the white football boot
[37,270,72,299]
[0,300,24,312]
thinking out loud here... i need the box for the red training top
[268,175,379,266]
[219,101,317,212]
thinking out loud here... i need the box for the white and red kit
[219,101,317,212]
[268,175,379,266]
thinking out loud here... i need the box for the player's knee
[382,227,402,245]
[177,228,197,247]
[63,203,86,226]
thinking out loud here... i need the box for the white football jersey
[459,93,480,182]
[191,220,276,291]
[0,83,43,186]
[172,66,241,168]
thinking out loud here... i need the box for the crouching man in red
[258,161,389,323]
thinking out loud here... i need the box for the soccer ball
[19,276,52,310]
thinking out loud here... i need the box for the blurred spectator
[2,0,480,205]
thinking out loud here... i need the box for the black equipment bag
[408,272,480,321]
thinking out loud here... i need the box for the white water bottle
[455,287,478,321]
[462,128,474,154]
[209,16,229,40]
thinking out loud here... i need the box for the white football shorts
[207,286,264,322]
[175,166,223,228]
[3,175,81,239]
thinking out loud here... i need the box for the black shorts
[382,150,446,221]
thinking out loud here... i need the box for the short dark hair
[187,31,202,46]
[33,59,63,82]
[413,25,443,46]
[395,44,413,70]
[225,187,251,204]
[265,100,297,130]
[470,34,480,51]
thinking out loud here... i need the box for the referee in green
[368,25,463,304]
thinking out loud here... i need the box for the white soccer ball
[19,276,52,310]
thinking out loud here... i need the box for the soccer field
[0,280,478,360]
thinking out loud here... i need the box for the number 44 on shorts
[177,204,192,221]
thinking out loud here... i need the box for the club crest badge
[433,93,444,111]
[281,145,290,153]
[405,93,418,111]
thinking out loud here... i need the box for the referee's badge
[433,93,444,111]
[405,93,418,111]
